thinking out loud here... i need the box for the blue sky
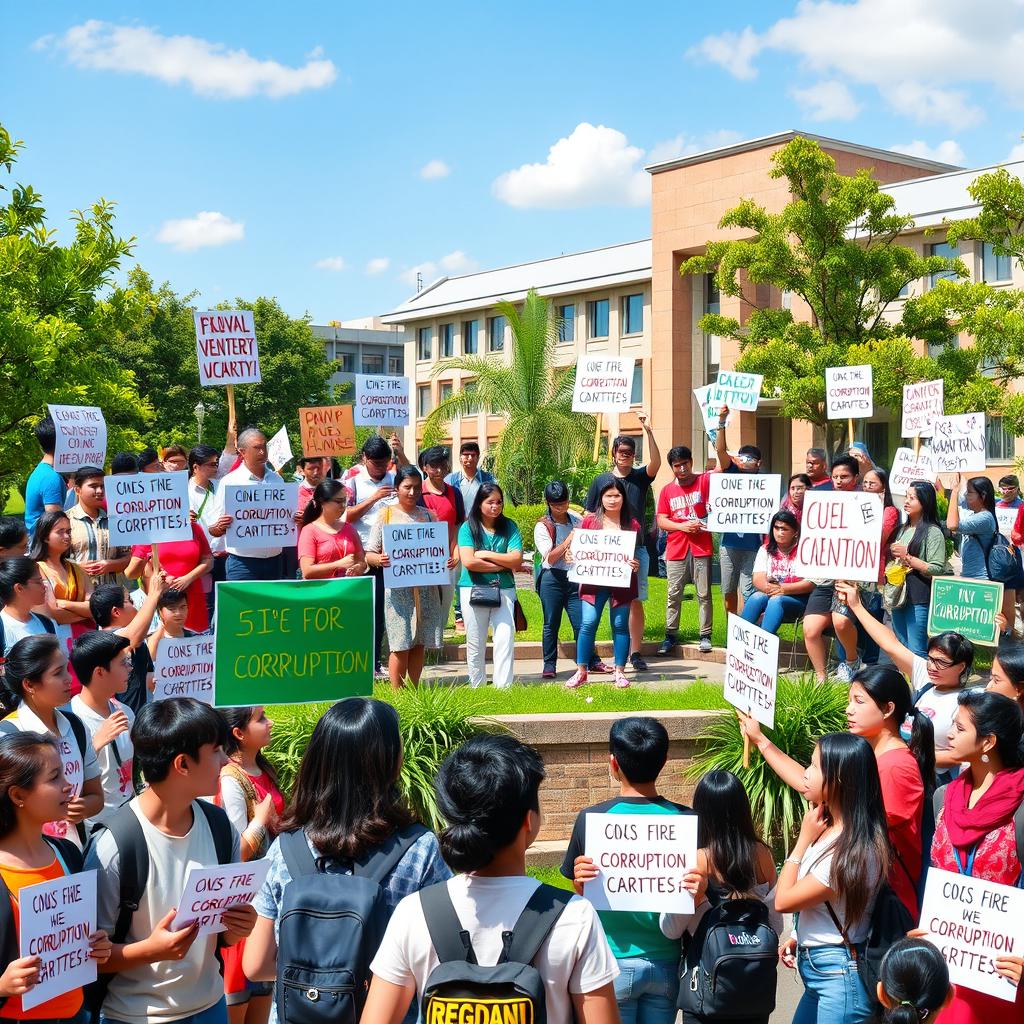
[6,1,1024,323]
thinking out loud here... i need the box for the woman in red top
[298,480,367,580]
[564,478,640,691]
[930,691,1024,1023]
[128,522,212,633]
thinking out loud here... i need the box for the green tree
[421,289,594,503]
[0,124,149,486]
[681,137,988,451]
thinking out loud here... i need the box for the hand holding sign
[171,860,270,936]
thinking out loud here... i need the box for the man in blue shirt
[24,416,67,538]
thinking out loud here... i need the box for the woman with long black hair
[298,479,366,580]
[946,474,999,580]
[742,508,814,633]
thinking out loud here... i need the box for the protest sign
[298,405,356,457]
[793,491,884,583]
[583,813,698,914]
[572,357,635,412]
[997,506,1018,539]
[354,375,410,426]
[825,365,873,419]
[567,529,636,587]
[19,869,97,1010]
[171,859,271,937]
[919,867,1024,1002]
[223,482,299,551]
[889,447,937,495]
[194,311,260,386]
[707,474,781,533]
[267,425,293,472]
[214,578,373,706]
[693,385,728,442]
[710,370,763,412]
[153,635,216,702]
[47,405,107,473]
[724,613,779,729]
[901,379,944,438]
[383,520,449,588]
[105,472,192,546]
[927,578,1003,646]
[931,413,987,473]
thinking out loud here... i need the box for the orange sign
[298,405,356,457]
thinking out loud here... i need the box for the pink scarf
[943,767,1024,851]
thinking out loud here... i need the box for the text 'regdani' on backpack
[418,880,574,1024]
[275,822,427,1024]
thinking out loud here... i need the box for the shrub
[685,674,849,859]
[503,504,547,547]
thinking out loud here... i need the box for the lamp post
[194,401,206,443]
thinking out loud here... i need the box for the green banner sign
[927,577,1003,647]
[214,578,374,707]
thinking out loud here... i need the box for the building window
[440,323,454,358]
[439,381,453,405]
[338,352,355,373]
[706,275,720,315]
[557,304,575,344]
[417,385,432,418]
[622,294,644,335]
[488,315,506,352]
[362,354,384,375]
[587,299,610,338]
[417,327,433,361]
[928,241,959,288]
[781,289,793,309]
[388,354,403,374]
[987,416,1015,461]
[631,361,643,406]
[463,319,479,355]
[982,243,1013,283]
[464,380,480,415]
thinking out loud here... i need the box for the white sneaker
[699,637,713,654]
[613,668,631,689]
[565,668,588,689]
[835,659,862,683]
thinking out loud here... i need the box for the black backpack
[83,799,235,1016]
[419,881,574,1024]
[982,527,1023,585]
[677,897,779,1020]
[275,823,427,1024]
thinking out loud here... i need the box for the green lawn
[527,866,573,890]
[3,488,24,515]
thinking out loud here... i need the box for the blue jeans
[613,957,678,1024]
[740,591,809,634]
[794,945,871,1024]
[893,602,930,657]
[578,590,630,667]
[225,553,283,581]
[103,997,227,1024]
[538,568,583,668]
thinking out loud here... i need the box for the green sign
[214,578,374,707]
[927,577,1003,646]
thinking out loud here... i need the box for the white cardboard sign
[194,311,261,386]
[919,867,1024,1002]
[889,447,937,495]
[825,365,873,419]
[382,520,449,588]
[354,375,410,426]
[105,472,192,546]
[153,635,215,703]
[572,358,635,412]
[709,370,763,412]
[19,869,98,1010]
[266,426,293,472]
[694,385,728,442]
[793,490,884,583]
[583,813,698,914]
[567,529,636,587]
[997,506,1019,540]
[171,860,270,937]
[931,413,987,474]
[224,482,299,551]
[706,474,781,534]
[901,380,944,438]
[724,613,779,729]
[47,405,107,473]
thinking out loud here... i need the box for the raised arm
[737,711,806,791]
[715,406,734,471]
[834,581,915,675]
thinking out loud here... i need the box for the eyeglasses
[927,655,957,671]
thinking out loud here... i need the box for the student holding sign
[742,509,815,633]
[298,480,367,580]
[127,522,213,634]
[24,416,68,539]
[0,732,111,1016]
[946,474,999,580]
[67,468,131,589]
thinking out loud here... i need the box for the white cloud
[155,211,244,251]
[890,139,965,164]
[493,123,649,208]
[646,129,744,166]
[439,250,477,274]
[790,80,861,121]
[688,26,761,81]
[366,257,390,275]
[39,20,337,98]
[1007,141,1024,162]
[314,256,347,272]
[883,82,982,130]
[400,251,477,287]
[419,160,451,180]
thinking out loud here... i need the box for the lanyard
[953,845,977,876]
[196,487,213,519]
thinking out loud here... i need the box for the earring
[982,754,990,764]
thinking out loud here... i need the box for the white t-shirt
[0,610,49,654]
[211,464,287,559]
[85,800,240,1024]
[370,875,618,1024]
[911,658,966,753]
[70,695,135,827]
[793,834,876,947]
[344,465,396,545]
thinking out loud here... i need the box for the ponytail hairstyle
[693,769,765,895]
[219,706,278,787]
[436,733,544,873]
[0,635,62,715]
[0,732,61,838]
[301,479,348,527]
[957,690,1024,768]
[855,665,936,795]
[878,937,950,1024]
[816,733,891,922]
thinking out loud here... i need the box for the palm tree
[421,289,595,503]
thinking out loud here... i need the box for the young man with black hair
[146,589,196,663]
[85,698,255,1024]
[68,466,132,588]
[110,452,140,475]
[70,630,136,827]
[562,718,695,1024]
[804,448,832,490]
[0,516,29,558]
[25,416,67,538]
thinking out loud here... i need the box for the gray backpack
[419,882,573,1024]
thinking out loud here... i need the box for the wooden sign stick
[151,544,161,576]
[593,413,603,463]
[226,384,236,424]
[847,418,855,447]
[913,435,921,456]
